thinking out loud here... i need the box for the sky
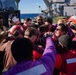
[18,0,47,13]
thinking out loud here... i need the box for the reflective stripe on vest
[16,64,46,75]
[66,58,76,64]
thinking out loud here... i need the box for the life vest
[60,50,76,75]
[33,50,42,61]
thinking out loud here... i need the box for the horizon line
[20,12,42,14]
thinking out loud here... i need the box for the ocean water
[20,13,39,19]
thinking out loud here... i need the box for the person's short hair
[25,27,39,38]
[31,23,39,29]
[39,24,48,33]
[45,18,52,24]
[57,19,64,25]
[11,38,33,62]
[58,23,68,34]
[24,18,32,22]
[37,16,43,20]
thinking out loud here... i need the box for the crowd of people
[0,15,76,75]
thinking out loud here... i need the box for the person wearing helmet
[68,16,76,41]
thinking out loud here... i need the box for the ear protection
[69,22,76,30]
[70,25,76,30]
[13,29,20,37]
